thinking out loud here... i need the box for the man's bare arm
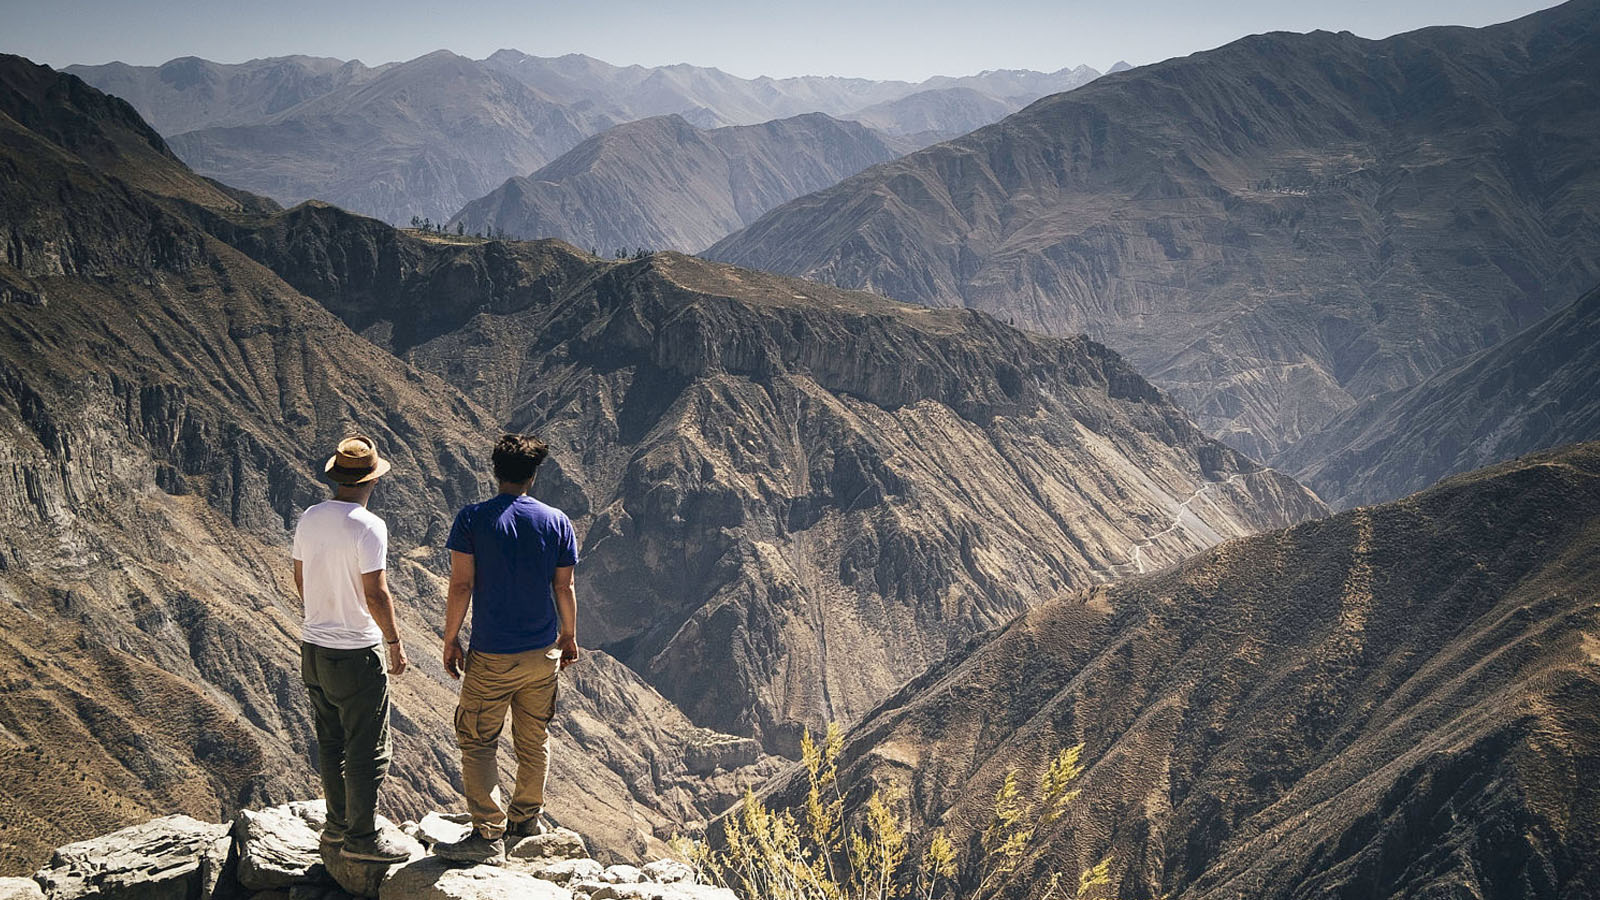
[443,550,475,679]
[553,565,579,669]
[293,559,304,600]
[361,568,407,676]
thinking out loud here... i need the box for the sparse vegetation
[676,723,1112,900]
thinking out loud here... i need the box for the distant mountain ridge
[154,50,617,226]
[65,52,1106,225]
[447,112,912,253]
[709,0,1600,464]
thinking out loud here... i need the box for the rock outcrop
[783,443,1600,899]
[24,803,729,900]
[709,1,1600,461]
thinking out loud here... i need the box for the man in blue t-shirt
[434,434,580,865]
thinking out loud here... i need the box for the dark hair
[492,433,549,484]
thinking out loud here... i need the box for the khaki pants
[301,643,391,844]
[454,644,562,838]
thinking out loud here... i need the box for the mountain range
[447,112,915,253]
[63,52,1106,227]
[207,201,1325,753]
[708,0,1600,466]
[789,441,1600,899]
[0,54,1320,875]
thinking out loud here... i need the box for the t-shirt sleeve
[557,514,579,567]
[446,507,474,555]
[357,519,388,574]
[291,515,306,561]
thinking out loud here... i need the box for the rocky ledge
[7,801,729,900]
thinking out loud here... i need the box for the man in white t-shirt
[293,435,411,864]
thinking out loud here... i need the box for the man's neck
[333,487,371,508]
[498,481,532,497]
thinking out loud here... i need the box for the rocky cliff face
[448,113,909,253]
[1281,283,1600,508]
[213,201,1326,755]
[0,57,774,875]
[709,0,1600,463]
[778,443,1600,899]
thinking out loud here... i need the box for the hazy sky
[2,0,1564,80]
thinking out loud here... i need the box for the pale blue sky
[1,0,1564,80]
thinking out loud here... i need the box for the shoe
[319,828,345,848]
[340,829,413,864]
[506,817,547,839]
[434,832,506,866]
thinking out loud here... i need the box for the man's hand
[386,640,408,676]
[443,636,467,680]
[557,633,580,670]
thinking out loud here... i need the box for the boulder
[32,814,230,900]
[0,878,43,900]
[589,886,736,900]
[525,857,602,884]
[378,858,568,900]
[318,833,424,899]
[601,865,642,884]
[505,828,586,862]
[234,801,336,890]
[640,861,695,884]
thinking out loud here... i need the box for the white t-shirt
[293,500,388,649]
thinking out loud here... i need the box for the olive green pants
[301,642,392,843]
[454,645,562,838]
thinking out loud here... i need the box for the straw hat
[324,435,392,484]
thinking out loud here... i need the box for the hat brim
[325,454,392,484]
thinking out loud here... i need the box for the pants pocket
[455,696,503,747]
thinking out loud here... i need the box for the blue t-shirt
[446,494,579,654]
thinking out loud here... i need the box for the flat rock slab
[505,829,586,862]
[0,878,43,900]
[589,885,736,900]
[379,858,568,900]
[33,814,230,900]
[600,865,642,884]
[235,801,337,890]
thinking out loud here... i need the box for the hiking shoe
[506,817,547,839]
[340,829,413,864]
[434,832,506,866]
[319,828,345,848]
